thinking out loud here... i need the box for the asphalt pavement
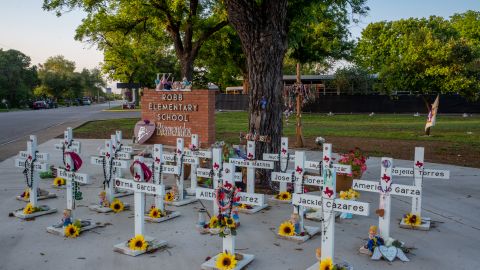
[0,101,139,161]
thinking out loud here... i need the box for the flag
[425,95,440,132]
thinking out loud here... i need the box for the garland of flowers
[215,183,240,213]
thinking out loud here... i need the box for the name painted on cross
[229,158,274,169]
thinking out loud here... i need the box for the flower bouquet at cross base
[128,234,154,252]
[215,251,240,270]
[205,182,240,237]
[339,189,360,219]
[20,188,30,199]
[148,206,166,219]
[110,199,125,213]
[22,203,43,215]
[274,191,292,201]
[403,213,422,227]
[317,257,348,270]
[359,225,411,262]
[278,213,305,237]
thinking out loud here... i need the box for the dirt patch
[295,136,479,168]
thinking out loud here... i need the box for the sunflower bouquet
[319,257,347,270]
[128,235,151,251]
[148,207,164,219]
[207,214,237,237]
[110,199,125,213]
[215,251,238,270]
[237,203,253,210]
[20,188,30,199]
[164,191,174,202]
[53,177,66,187]
[64,224,81,238]
[22,203,42,215]
[339,188,360,200]
[275,191,292,201]
[403,213,422,227]
[278,221,296,237]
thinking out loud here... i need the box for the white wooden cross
[150,144,179,212]
[200,162,257,270]
[229,140,273,212]
[91,140,129,202]
[352,158,422,239]
[15,135,49,207]
[263,137,295,194]
[55,128,89,213]
[393,147,449,227]
[293,164,370,269]
[183,134,212,195]
[14,135,57,219]
[113,155,167,256]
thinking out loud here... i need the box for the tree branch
[192,20,229,58]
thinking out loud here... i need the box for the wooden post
[295,63,305,148]
[133,156,145,236]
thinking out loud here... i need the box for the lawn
[103,105,141,111]
[74,112,480,167]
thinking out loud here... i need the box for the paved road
[0,101,139,161]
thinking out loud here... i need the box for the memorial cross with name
[14,135,57,218]
[54,127,81,154]
[230,140,274,213]
[352,158,422,239]
[200,162,257,270]
[272,151,321,242]
[393,147,450,230]
[91,140,129,203]
[263,137,295,194]
[293,163,370,270]
[113,155,168,256]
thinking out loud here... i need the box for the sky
[0,0,479,72]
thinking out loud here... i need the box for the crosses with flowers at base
[263,137,295,196]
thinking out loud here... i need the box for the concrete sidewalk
[0,139,479,270]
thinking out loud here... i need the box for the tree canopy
[355,13,480,100]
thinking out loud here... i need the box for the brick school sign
[141,89,215,146]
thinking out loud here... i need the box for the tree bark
[242,71,249,95]
[226,0,288,157]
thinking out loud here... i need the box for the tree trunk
[242,71,249,95]
[226,0,288,157]
[295,63,305,147]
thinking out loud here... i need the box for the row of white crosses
[292,144,370,270]
[113,155,168,256]
[230,140,274,213]
[14,135,57,218]
[393,147,450,230]
[199,162,258,269]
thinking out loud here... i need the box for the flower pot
[336,174,353,193]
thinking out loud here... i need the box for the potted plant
[337,148,367,192]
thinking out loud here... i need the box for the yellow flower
[339,191,348,200]
[209,216,219,228]
[129,235,148,251]
[64,224,80,238]
[53,177,65,186]
[347,188,359,199]
[404,213,421,227]
[148,207,162,219]
[22,188,30,199]
[164,192,174,202]
[23,203,34,215]
[224,217,236,229]
[320,257,334,270]
[215,252,237,270]
[276,191,291,201]
[278,221,295,237]
[110,199,124,213]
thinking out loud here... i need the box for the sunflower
[21,188,30,199]
[403,213,421,227]
[238,203,252,209]
[278,221,295,237]
[64,224,80,238]
[53,177,65,186]
[339,191,348,200]
[129,235,148,251]
[224,217,236,229]
[164,192,174,202]
[319,257,334,270]
[276,191,291,201]
[209,216,219,228]
[148,207,163,219]
[215,252,237,270]
[347,189,360,199]
[23,203,34,215]
[110,199,124,213]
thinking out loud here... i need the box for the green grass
[103,105,141,111]
[216,111,480,146]
[75,112,480,147]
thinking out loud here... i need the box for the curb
[102,109,141,112]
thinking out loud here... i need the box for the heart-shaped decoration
[375,209,385,217]
[379,246,397,262]
[134,120,156,144]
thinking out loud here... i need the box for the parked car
[33,101,47,110]
[82,97,92,105]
